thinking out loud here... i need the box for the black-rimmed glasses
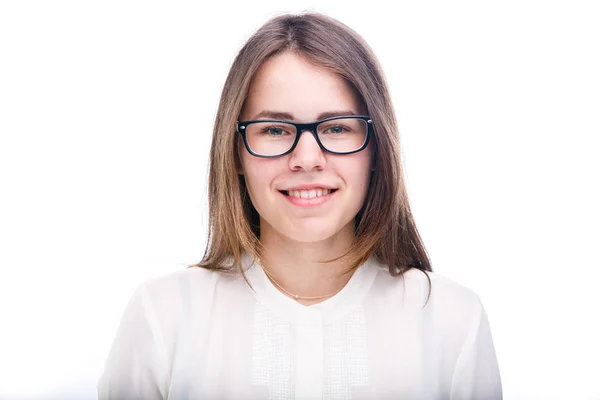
[236,115,373,158]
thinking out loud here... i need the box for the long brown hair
[188,12,432,301]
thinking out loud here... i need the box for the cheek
[347,153,374,188]
[240,156,279,201]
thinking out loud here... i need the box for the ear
[235,154,244,175]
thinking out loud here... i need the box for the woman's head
[191,12,432,281]
[238,51,374,247]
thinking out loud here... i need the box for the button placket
[294,316,324,400]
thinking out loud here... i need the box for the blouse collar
[241,253,379,325]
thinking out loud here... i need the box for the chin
[258,215,354,244]
[279,223,348,243]
[284,232,335,243]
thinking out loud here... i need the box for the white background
[1,1,598,399]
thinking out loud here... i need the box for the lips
[279,187,337,207]
[279,188,338,197]
[279,184,338,191]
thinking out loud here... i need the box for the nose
[288,129,326,171]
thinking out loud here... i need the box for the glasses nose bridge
[295,122,320,143]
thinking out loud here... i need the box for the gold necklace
[261,266,343,301]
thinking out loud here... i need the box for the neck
[259,220,356,306]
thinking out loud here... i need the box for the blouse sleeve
[97,282,170,400]
[450,296,503,400]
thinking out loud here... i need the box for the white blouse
[97,254,502,399]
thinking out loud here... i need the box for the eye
[324,125,350,134]
[260,125,290,136]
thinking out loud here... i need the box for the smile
[280,188,337,199]
[279,188,338,207]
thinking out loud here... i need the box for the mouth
[279,188,338,199]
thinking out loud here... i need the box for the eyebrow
[250,110,359,121]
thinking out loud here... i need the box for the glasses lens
[317,118,368,153]
[245,121,297,156]
[244,118,368,156]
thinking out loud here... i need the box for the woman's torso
[141,256,485,400]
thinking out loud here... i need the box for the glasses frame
[236,115,373,158]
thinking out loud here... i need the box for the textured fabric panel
[252,304,296,399]
[323,307,369,400]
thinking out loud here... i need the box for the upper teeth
[288,188,332,199]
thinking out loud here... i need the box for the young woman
[98,12,502,400]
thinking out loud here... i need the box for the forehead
[242,51,364,122]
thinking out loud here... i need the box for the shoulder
[371,258,482,317]
[140,266,233,302]
[127,267,239,349]
[371,261,486,347]
[131,266,240,324]
[409,268,480,306]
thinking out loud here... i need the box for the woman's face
[238,51,374,244]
